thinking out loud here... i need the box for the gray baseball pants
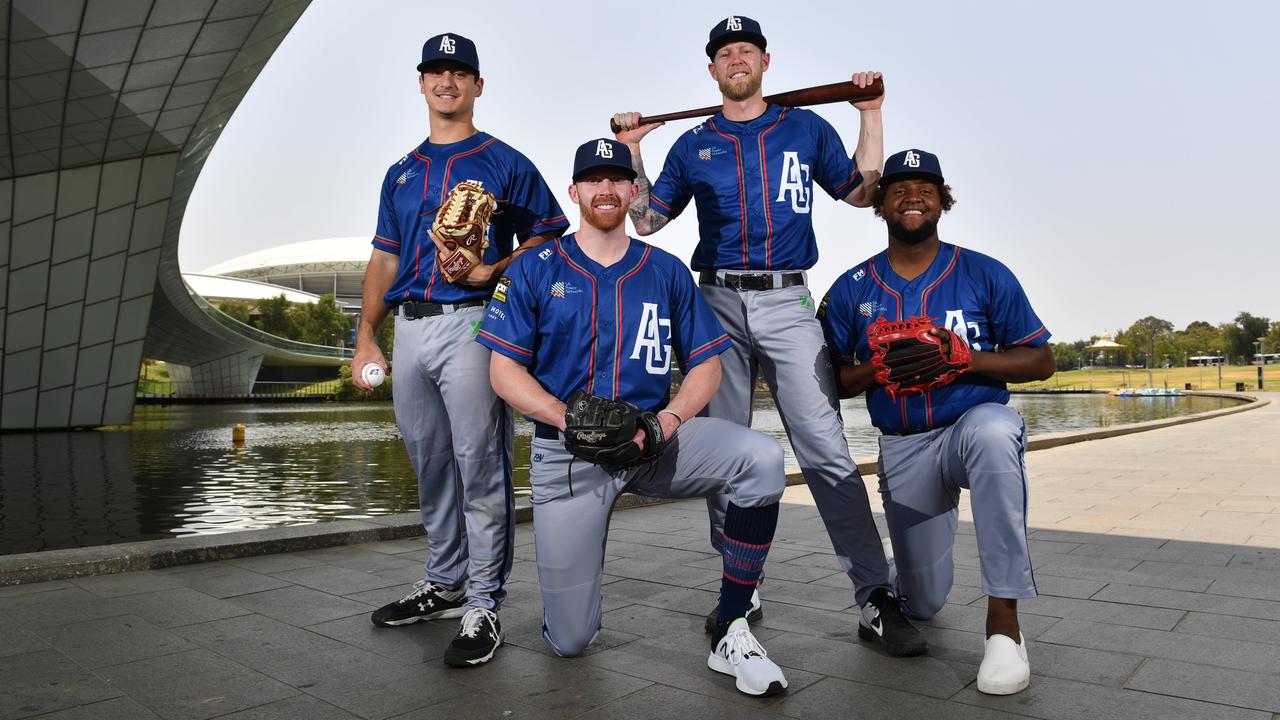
[700,279,891,606]
[392,305,514,611]
[877,402,1037,620]
[530,417,785,657]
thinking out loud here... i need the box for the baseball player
[612,16,926,655]
[479,138,789,697]
[818,149,1055,694]
[353,32,568,668]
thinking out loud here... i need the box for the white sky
[179,0,1280,342]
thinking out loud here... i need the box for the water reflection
[0,394,1239,553]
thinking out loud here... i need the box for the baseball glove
[433,179,496,283]
[867,316,972,399]
[563,390,666,470]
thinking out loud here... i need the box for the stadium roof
[199,237,370,276]
[183,273,345,305]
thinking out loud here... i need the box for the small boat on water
[1109,387,1184,397]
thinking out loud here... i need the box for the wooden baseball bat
[608,78,883,133]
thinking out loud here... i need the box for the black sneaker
[703,588,764,634]
[858,587,928,656]
[444,608,502,667]
[370,580,467,627]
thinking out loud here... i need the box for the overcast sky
[179,0,1280,342]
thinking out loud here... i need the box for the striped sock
[716,501,779,640]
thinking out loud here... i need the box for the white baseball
[360,363,385,388]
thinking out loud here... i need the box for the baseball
[360,363,385,388]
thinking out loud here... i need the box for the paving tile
[1126,658,1280,713]
[0,579,74,598]
[0,614,51,657]
[225,553,329,574]
[110,587,253,628]
[254,645,470,720]
[34,613,195,668]
[772,676,1029,720]
[918,626,1144,687]
[917,602,1059,640]
[96,648,297,720]
[352,538,429,556]
[1036,618,1280,675]
[1093,583,1280,621]
[304,612,456,662]
[0,587,133,627]
[216,694,362,719]
[1206,577,1280,602]
[576,683,790,719]
[1067,543,1233,566]
[70,571,188,598]
[173,613,348,667]
[270,564,404,595]
[1017,595,1186,630]
[1027,529,1166,548]
[0,650,122,719]
[440,643,652,716]
[387,691,559,719]
[1030,564,1214,592]
[580,634,823,710]
[605,578,720,617]
[952,668,1269,720]
[1172,611,1280,646]
[162,562,291,598]
[765,630,976,699]
[22,696,162,719]
[227,586,373,627]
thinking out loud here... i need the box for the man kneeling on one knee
[478,138,789,697]
[818,148,1055,695]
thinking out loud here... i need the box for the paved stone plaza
[2,395,1278,719]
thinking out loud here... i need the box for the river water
[0,393,1240,554]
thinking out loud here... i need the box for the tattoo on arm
[626,153,670,236]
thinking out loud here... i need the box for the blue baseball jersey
[818,242,1051,435]
[649,105,861,271]
[372,132,569,305]
[475,234,732,411]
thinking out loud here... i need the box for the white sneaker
[977,633,1030,695]
[707,618,788,697]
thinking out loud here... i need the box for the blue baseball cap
[880,149,945,187]
[418,33,479,76]
[572,138,636,182]
[705,15,767,59]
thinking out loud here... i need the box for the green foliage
[255,294,294,337]
[218,299,255,325]
[336,363,392,401]
[1051,311,1274,368]
[291,294,351,347]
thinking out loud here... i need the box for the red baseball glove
[867,316,972,399]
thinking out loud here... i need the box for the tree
[1221,312,1270,362]
[217,299,255,325]
[255,294,294,337]
[291,294,352,346]
[1119,316,1174,366]
[1266,321,1280,357]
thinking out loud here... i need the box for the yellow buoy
[232,423,246,443]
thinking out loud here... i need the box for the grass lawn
[1012,364,1280,392]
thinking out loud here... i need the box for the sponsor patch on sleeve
[491,276,510,303]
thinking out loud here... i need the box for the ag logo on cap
[904,151,921,168]
[439,35,456,53]
[726,16,742,30]
[595,140,613,158]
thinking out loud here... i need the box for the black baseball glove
[563,390,666,470]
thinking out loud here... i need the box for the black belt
[398,299,483,320]
[534,422,561,440]
[699,270,805,291]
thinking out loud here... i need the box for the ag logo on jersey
[630,303,672,375]
[776,151,811,214]
[439,35,456,54]
[943,309,982,351]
